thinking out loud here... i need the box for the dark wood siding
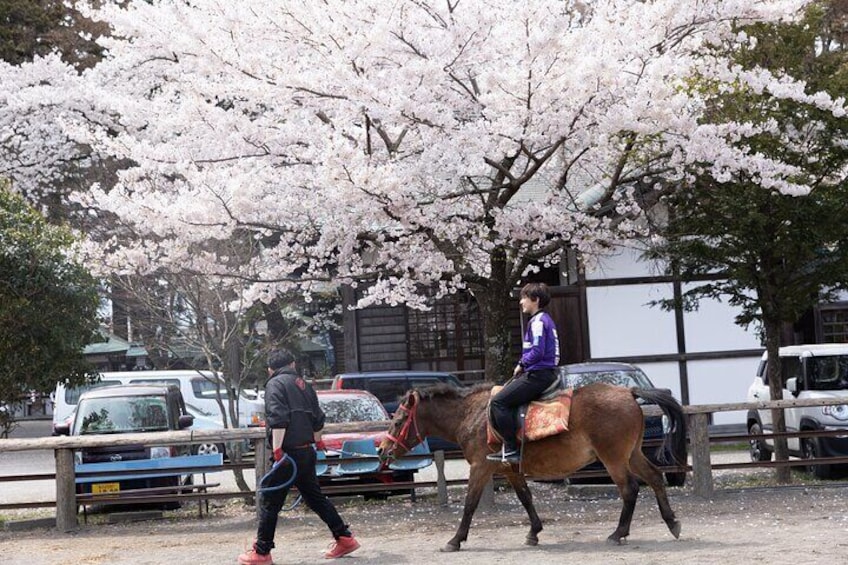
[356,305,409,371]
[549,286,588,364]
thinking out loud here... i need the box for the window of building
[407,293,483,361]
[821,306,848,343]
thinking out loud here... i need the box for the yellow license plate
[91,482,120,494]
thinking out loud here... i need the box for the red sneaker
[238,546,273,565]
[324,535,361,559]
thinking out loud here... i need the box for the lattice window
[407,293,483,361]
[821,307,848,343]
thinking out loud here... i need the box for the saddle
[487,375,573,446]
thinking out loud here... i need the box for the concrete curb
[2,517,56,532]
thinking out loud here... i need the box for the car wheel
[194,442,223,457]
[802,437,832,480]
[665,471,686,487]
[748,421,772,462]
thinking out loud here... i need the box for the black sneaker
[501,450,521,464]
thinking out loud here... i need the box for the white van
[53,370,264,434]
[746,343,848,478]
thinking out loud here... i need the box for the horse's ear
[408,390,419,406]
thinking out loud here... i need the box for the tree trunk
[764,318,791,484]
[223,329,253,496]
[477,285,515,383]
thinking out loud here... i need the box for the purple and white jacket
[518,311,560,372]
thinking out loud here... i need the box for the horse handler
[237,350,360,564]
[488,282,561,464]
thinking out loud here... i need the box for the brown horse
[378,382,686,552]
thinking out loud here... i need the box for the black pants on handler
[256,446,350,554]
[490,369,557,451]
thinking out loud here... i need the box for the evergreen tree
[0,180,99,437]
[646,2,848,483]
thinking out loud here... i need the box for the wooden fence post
[479,476,494,510]
[434,450,448,506]
[254,439,268,518]
[690,412,713,498]
[55,448,78,532]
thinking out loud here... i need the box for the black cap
[268,350,294,370]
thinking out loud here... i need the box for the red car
[317,389,389,452]
[316,389,421,497]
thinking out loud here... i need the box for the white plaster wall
[583,243,769,424]
[584,245,665,280]
[685,357,761,425]
[681,289,762,353]
[629,361,682,400]
[586,283,677,358]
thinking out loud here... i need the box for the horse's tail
[631,388,688,467]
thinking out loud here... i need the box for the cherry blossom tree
[12,0,846,379]
[0,55,90,207]
[0,1,109,217]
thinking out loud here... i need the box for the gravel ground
[3,469,848,565]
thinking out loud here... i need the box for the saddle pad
[522,389,573,441]
[487,386,573,445]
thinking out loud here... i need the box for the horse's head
[378,389,425,466]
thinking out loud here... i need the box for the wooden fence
[3,397,848,532]
[670,396,848,497]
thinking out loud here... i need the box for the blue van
[331,371,464,452]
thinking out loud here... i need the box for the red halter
[385,391,426,455]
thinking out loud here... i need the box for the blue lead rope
[258,454,298,492]
[257,454,302,511]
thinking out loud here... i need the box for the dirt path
[3,480,848,565]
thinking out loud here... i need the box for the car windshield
[319,396,387,423]
[806,356,848,390]
[74,395,170,434]
[563,369,652,389]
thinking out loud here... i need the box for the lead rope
[257,454,303,511]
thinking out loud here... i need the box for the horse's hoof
[606,534,627,545]
[440,543,461,553]
[525,536,538,546]
[669,521,682,539]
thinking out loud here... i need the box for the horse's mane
[414,382,491,401]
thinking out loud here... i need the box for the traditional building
[339,244,848,427]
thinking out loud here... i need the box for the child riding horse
[379,382,686,552]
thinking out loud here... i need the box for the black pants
[490,369,557,450]
[255,446,350,554]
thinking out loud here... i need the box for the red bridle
[385,392,426,456]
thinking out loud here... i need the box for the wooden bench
[75,453,223,520]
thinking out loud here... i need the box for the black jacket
[264,368,325,450]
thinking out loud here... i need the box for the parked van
[331,370,464,452]
[53,370,264,434]
[55,384,194,496]
[331,371,463,414]
[746,343,848,478]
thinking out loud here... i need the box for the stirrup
[486,446,520,464]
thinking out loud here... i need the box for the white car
[746,343,848,479]
[185,403,227,458]
[53,370,265,434]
